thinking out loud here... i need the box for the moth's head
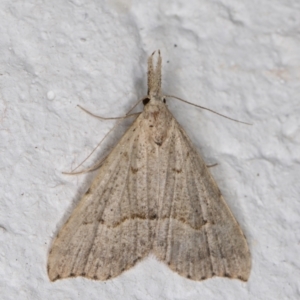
[143,95,166,106]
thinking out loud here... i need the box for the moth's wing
[48,114,152,281]
[153,119,251,281]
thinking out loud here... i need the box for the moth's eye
[143,98,150,105]
[163,98,166,103]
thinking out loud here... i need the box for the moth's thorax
[143,97,172,146]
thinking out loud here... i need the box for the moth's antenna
[64,113,140,175]
[65,97,147,174]
[77,96,147,120]
[77,105,139,120]
[165,95,252,125]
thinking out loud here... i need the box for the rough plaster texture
[0,0,299,299]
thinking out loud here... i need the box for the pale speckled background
[0,0,299,299]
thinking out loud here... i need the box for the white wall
[0,0,299,299]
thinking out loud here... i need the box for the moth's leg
[207,163,218,168]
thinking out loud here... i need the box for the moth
[48,51,251,282]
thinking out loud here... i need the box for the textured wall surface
[1,0,299,299]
